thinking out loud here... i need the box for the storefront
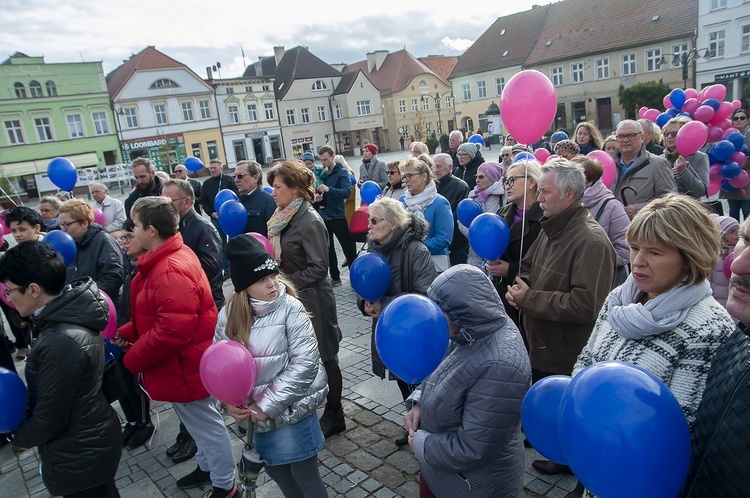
[714,69,750,105]
[225,129,283,166]
[121,134,187,172]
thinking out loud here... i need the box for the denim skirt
[253,412,324,466]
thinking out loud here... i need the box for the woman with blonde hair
[410,141,429,157]
[574,122,604,155]
[219,234,328,497]
[382,160,405,199]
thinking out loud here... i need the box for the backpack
[349,204,370,242]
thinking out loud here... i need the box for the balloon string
[0,185,18,207]
[0,169,25,206]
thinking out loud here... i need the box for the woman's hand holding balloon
[404,404,421,432]
[485,259,509,278]
[227,404,251,423]
[246,402,269,423]
[673,156,688,176]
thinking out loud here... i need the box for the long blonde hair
[224,275,298,346]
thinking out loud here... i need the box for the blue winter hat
[551,131,569,142]
[301,151,315,163]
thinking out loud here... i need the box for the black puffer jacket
[15,278,121,496]
[454,153,484,190]
[66,224,124,300]
[410,265,531,497]
[680,323,750,498]
[359,214,438,378]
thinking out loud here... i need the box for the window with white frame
[262,84,270,91]
[13,83,26,99]
[264,103,274,120]
[426,122,432,133]
[422,98,430,111]
[461,83,471,101]
[150,79,179,89]
[154,104,168,125]
[595,58,610,80]
[708,30,726,57]
[67,114,84,138]
[710,0,727,9]
[622,53,636,76]
[226,87,234,95]
[495,77,505,96]
[551,66,563,86]
[181,101,194,121]
[335,104,343,119]
[92,112,108,135]
[317,106,327,121]
[311,80,328,91]
[35,117,53,142]
[228,105,239,124]
[124,107,138,128]
[357,100,372,116]
[29,81,43,98]
[671,43,689,57]
[245,86,253,93]
[300,107,311,124]
[199,100,211,119]
[743,25,750,53]
[476,80,487,99]
[247,104,258,122]
[571,62,584,83]
[411,98,419,112]
[646,48,662,72]
[402,125,409,135]
[286,109,296,125]
[4,120,24,144]
[399,99,407,113]
[445,96,453,108]
[45,81,57,97]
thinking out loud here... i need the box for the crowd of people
[0,106,748,498]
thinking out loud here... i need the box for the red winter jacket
[118,233,217,402]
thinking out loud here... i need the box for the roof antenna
[79,52,85,62]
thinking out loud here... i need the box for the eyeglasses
[174,170,186,174]
[2,285,24,299]
[615,132,642,142]
[504,175,526,188]
[475,175,487,180]
[119,234,132,244]
[501,153,511,157]
[368,217,385,225]
[733,115,748,121]
[169,196,189,204]
[456,152,470,157]
[233,174,248,180]
[403,172,421,180]
[386,171,399,176]
[663,131,679,138]
[59,220,82,230]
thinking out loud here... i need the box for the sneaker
[121,424,137,446]
[166,430,187,457]
[202,485,237,498]
[125,423,154,450]
[176,466,211,489]
[172,434,198,463]
[319,406,346,438]
[331,278,342,287]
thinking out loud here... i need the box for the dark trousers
[325,218,357,280]
[0,331,16,372]
[64,481,119,498]
[0,300,29,349]
[117,355,150,425]
[728,199,750,223]
[210,217,230,275]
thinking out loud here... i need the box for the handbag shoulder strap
[595,197,615,222]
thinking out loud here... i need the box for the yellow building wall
[182,128,226,166]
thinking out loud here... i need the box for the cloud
[440,37,475,53]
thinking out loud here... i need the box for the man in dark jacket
[174,163,203,214]
[317,145,357,286]
[233,160,276,236]
[434,153,470,266]
[124,157,163,219]
[681,218,750,497]
[162,179,224,310]
[454,142,484,190]
[199,159,238,279]
[1,241,121,497]
[638,118,665,156]
[58,198,123,300]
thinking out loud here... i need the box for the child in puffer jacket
[708,214,739,310]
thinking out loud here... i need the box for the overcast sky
[1,0,549,79]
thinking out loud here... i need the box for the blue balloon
[43,230,77,266]
[678,111,692,117]
[513,152,535,163]
[666,107,680,118]
[184,156,204,172]
[726,132,745,152]
[47,157,78,191]
[0,367,28,433]
[375,294,449,384]
[214,189,239,213]
[360,181,382,205]
[721,161,741,180]
[262,186,273,194]
[521,376,571,465]
[350,253,391,302]
[468,134,485,147]
[713,140,736,162]
[741,145,749,155]
[721,179,735,192]
[656,112,672,128]
[349,174,357,186]
[703,98,721,111]
[218,200,247,238]
[456,199,483,227]
[707,148,718,165]
[669,88,686,110]
[558,362,691,498]
[104,338,123,361]
[398,194,407,207]
[468,213,510,261]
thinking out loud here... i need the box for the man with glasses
[173,164,202,214]
[90,183,126,232]
[198,159,238,280]
[434,153,470,265]
[234,160,275,237]
[610,119,676,219]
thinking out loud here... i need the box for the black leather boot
[319,406,346,438]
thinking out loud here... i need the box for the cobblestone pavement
[0,150,574,497]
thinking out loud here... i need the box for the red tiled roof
[343,50,437,96]
[526,0,696,66]
[450,5,551,79]
[419,56,459,84]
[106,46,186,99]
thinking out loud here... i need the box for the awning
[1,152,100,177]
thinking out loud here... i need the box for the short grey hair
[163,178,195,202]
[500,145,512,156]
[40,196,62,210]
[90,182,108,193]
[541,160,586,201]
[617,119,643,134]
[432,153,452,168]
[369,197,410,230]
[449,130,463,140]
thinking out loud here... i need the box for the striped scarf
[267,197,304,264]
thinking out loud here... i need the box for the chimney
[273,46,285,66]
[366,50,389,72]
[206,67,212,80]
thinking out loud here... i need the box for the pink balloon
[704,84,727,102]
[100,290,117,339]
[693,105,715,123]
[0,220,6,238]
[545,154,560,164]
[638,106,649,118]
[685,88,699,99]
[707,126,723,143]
[713,101,734,122]
[730,152,747,165]
[500,70,558,146]
[729,170,750,189]
[715,119,732,131]
[740,189,748,199]
[663,94,674,109]
[200,340,257,406]
[93,207,106,226]
[682,98,701,116]
[533,148,551,163]
[588,150,617,189]
[732,100,742,108]
[708,179,722,196]
[0,282,16,309]
[643,109,660,122]
[722,127,741,140]
[724,251,735,280]
[676,121,708,156]
[698,87,708,102]
[246,232,275,258]
[709,164,724,182]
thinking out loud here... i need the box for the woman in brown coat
[267,161,345,438]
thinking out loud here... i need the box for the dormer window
[419,80,428,86]
[312,80,328,91]
[149,79,180,89]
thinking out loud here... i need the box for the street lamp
[658,48,712,89]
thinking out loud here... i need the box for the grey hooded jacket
[410,265,531,497]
